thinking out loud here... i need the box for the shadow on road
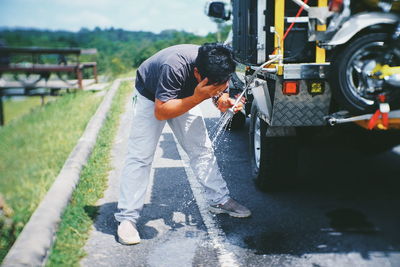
[85,116,400,261]
[206,117,400,260]
[159,133,181,160]
[86,167,207,242]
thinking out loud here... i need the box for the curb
[2,78,131,266]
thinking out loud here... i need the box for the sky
[0,0,218,35]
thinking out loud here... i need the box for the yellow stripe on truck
[316,0,327,63]
[275,0,285,74]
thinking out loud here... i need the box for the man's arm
[154,78,228,120]
[155,96,201,120]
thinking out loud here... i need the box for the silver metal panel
[257,0,266,64]
[284,64,302,80]
[284,63,330,80]
[287,17,309,23]
[321,12,400,47]
[308,7,331,25]
[251,78,272,124]
[271,78,331,126]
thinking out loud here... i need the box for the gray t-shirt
[135,44,199,102]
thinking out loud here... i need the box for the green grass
[3,96,56,124]
[0,90,104,262]
[46,81,132,266]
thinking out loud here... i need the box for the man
[115,43,251,245]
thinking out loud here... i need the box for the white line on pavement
[171,131,240,267]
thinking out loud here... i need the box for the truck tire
[249,102,298,191]
[330,33,400,114]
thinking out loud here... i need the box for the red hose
[283,0,309,41]
[271,0,309,56]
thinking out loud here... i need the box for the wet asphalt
[82,96,400,267]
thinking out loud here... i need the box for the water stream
[208,56,280,147]
[209,111,234,146]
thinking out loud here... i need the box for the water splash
[208,56,280,146]
[210,111,234,145]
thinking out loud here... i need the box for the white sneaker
[117,220,141,245]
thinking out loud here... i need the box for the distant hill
[0,27,230,76]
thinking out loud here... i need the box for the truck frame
[206,0,400,190]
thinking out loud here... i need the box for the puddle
[244,231,292,255]
[326,208,378,234]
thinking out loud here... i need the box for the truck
[205,0,400,190]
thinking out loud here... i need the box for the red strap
[368,109,382,130]
[367,94,389,130]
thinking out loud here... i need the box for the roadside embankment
[1,78,131,266]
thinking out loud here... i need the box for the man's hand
[216,93,245,113]
[192,78,229,104]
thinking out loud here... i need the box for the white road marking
[165,123,240,267]
[147,227,203,267]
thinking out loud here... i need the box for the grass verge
[3,96,56,124]
[0,90,104,262]
[46,81,132,266]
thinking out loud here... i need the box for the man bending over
[115,43,251,245]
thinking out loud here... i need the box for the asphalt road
[82,97,400,267]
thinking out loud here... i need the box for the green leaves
[0,27,229,77]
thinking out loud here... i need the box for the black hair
[195,43,236,84]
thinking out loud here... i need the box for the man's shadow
[85,166,206,242]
